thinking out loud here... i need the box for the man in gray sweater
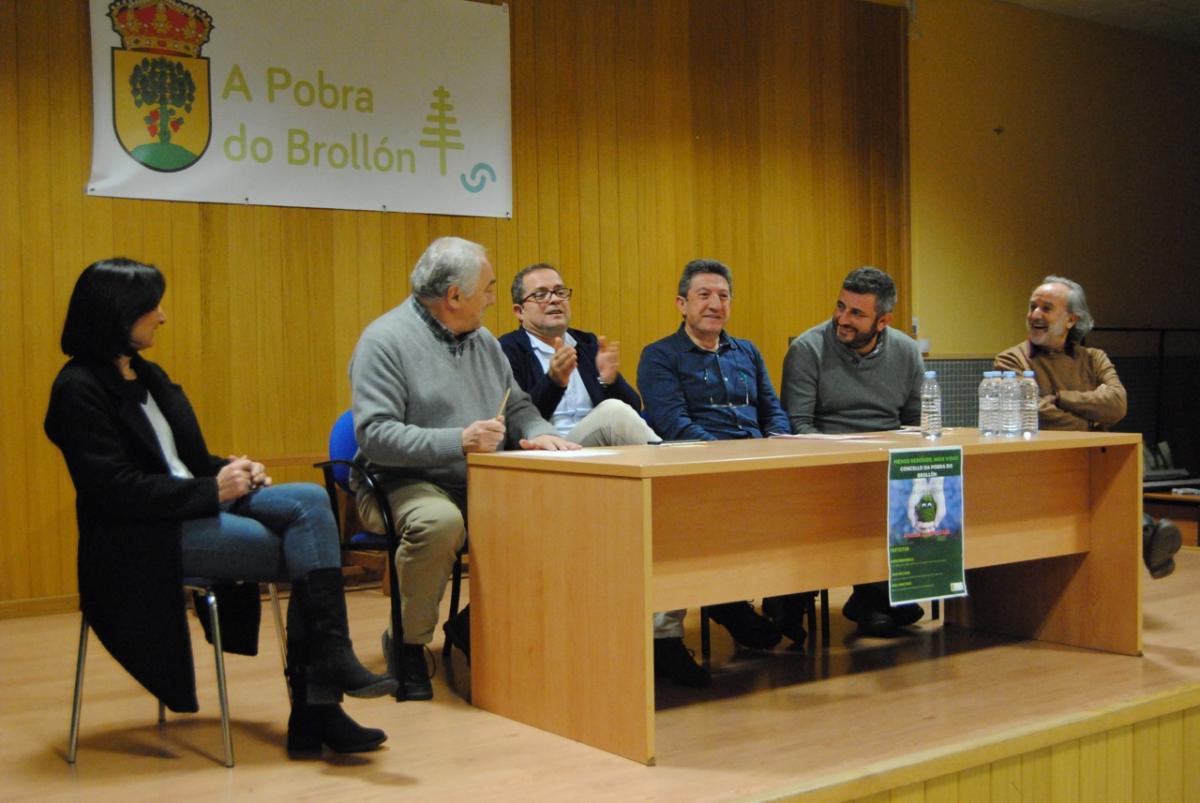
[781,267,926,637]
[350,237,577,699]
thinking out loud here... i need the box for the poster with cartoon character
[887,447,966,605]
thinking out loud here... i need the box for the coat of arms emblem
[108,0,213,171]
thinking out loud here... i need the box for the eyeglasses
[520,287,573,304]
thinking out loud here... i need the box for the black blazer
[498,327,642,421]
[44,354,260,713]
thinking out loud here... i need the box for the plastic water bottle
[977,371,1000,437]
[920,370,943,439]
[1020,370,1039,438]
[1000,370,1020,438]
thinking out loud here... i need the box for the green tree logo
[127,56,198,169]
[419,86,465,176]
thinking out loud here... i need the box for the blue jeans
[179,483,341,582]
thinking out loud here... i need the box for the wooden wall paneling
[922,773,958,803]
[1078,723,1108,800]
[532,2,562,279]
[1049,739,1082,802]
[989,753,1021,802]
[194,204,231,449]
[169,203,203,402]
[400,213,428,300]
[305,209,343,415]
[757,2,801,360]
[614,0,645,354]
[552,0,581,311]
[0,0,27,603]
[666,0,696,343]
[1132,717,1163,802]
[279,207,316,446]
[1154,710,1184,801]
[1185,708,1200,800]
[510,1,539,272]
[353,210,386,390]
[1106,723,1135,800]
[1020,746,1052,801]
[571,0,600,334]
[247,205,284,456]
[329,209,364,415]
[956,763,993,802]
[17,0,61,601]
[643,0,687,343]
[48,0,92,596]
[589,1,621,341]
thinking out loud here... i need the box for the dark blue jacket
[498,327,642,420]
[637,324,790,441]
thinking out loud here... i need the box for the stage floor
[4,551,1199,802]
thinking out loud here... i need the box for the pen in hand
[496,387,511,419]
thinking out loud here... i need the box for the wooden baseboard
[0,594,79,619]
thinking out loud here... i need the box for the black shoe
[287,703,387,756]
[890,603,925,628]
[854,610,898,637]
[843,588,898,636]
[1145,518,1182,579]
[400,642,433,701]
[653,637,711,687]
[761,593,812,647]
[382,630,432,700]
[285,657,387,756]
[443,605,470,662]
[706,601,782,650]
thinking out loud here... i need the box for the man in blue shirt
[638,259,810,683]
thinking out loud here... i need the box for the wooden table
[467,429,1142,764]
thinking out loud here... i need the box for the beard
[834,316,881,352]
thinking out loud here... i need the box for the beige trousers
[357,480,466,645]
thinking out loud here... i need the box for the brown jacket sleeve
[1056,349,1127,427]
[994,344,1090,431]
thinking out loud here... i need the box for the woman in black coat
[45,258,396,757]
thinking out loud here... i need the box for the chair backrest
[328,410,358,490]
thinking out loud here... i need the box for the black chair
[315,411,468,698]
[67,580,285,768]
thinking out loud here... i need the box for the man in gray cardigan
[350,237,577,700]
[781,267,926,637]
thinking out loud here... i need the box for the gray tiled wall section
[925,359,990,428]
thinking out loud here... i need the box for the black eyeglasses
[520,287,573,304]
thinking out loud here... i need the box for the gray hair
[1041,275,1094,342]
[410,237,487,300]
[677,259,733,297]
[842,267,896,315]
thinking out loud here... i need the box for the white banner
[88,0,512,218]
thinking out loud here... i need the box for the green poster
[887,446,966,605]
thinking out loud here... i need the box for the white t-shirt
[140,392,194,479]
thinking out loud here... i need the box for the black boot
[442,604,470,662]
[1144,515,1181,578]
[761,592,813,647]
[296,568,398,698]
[286,655,387,756]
